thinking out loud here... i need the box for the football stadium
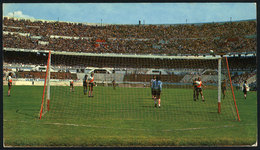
[3,6,257,147]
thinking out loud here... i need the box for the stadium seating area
[123,74,184,83]
[16,71,76,80]
[231,71,256,84]
[3,17,256,55]
[3,17,257,84]
[4,51,256,72]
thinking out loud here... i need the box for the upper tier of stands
[4,51,256,71]
[3,17,256,55]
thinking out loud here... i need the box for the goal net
[39,51,240,123]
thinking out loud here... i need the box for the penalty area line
[3,119,255,132]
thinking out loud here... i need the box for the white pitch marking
[3,119,256,132]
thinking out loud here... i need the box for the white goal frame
[39,50,240,120]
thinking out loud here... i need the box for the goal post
[39,50,51,119]
[47,52,51,112]
[225,56,240,121]
[218,58,221,114]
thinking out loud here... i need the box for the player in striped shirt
[7,72,13,96]
[195,77,206,102]
[151,76,162,108]
[88,72,95,97]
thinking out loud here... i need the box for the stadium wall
[3,80,148,88]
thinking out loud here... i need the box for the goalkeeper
[151,76,162,108]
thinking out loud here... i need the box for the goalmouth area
[3,49,257,147]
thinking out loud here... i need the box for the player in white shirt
[243,80,248,99]
[7,73,13,96]
[88,72,95,97]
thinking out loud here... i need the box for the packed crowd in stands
[3,17,257,55]
[124,74,184,83]
[231,71,256,84]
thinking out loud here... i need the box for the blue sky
[3,3,257,24]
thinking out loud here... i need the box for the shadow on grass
[16,109,39,119]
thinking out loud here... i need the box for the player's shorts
[70,83,73,87]
[196,87,202,92]
[83,82,87,87]
[8,83,12,88]
[154,90,161,98]
[151,89,156,96]
[222,87,226,91]
[89,82,94,88]
[243,89,247,94]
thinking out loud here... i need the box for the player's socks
[154,98,157,107]
[202,96,205,102]
[158,99,161,107]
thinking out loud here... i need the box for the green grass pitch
[3,85,257,146]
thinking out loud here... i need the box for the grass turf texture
[3,85,257,147]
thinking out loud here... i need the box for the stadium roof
[3,47,256,59]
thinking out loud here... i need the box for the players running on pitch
[88,72,95,97]
[151,76,162,108]
[194,77,206,102]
